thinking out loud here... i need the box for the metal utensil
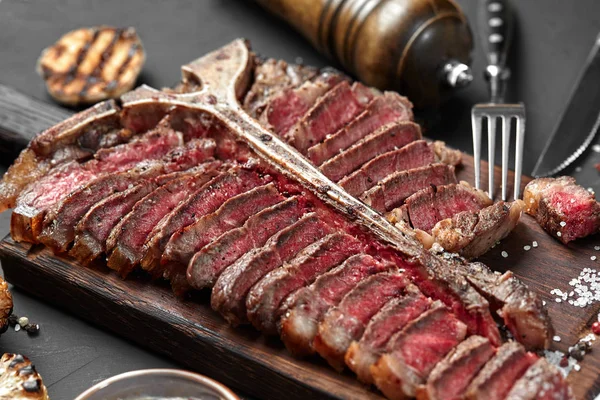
[532,33,600,178]
[472,0,525,201]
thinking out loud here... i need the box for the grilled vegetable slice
[0,354,48,399]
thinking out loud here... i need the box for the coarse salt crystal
[533,241,538,248]
[560,221,567,227]
[543,300,547,306]
[593,256,597,261]
[556,298,562,303]
[588,188,595,193]
[524,245,531,251]
[557,232,562,237]
[574,364,581,371]
[553,335,562,342]
[595,246,600,251]
[501,251,508,258]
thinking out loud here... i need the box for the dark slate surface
[0,0,599,398]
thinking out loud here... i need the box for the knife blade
[532,32,600,178]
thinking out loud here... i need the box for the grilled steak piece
[418,335,495,400]
[10,124,186,243]
[259,73,339,135]
[524,176,600,243]
[288,81,367,153]
[280,254,389,356]
[339,140,436,197]
[246,233,364,334]
[422,200,524,259]
[429,141,462,166]
[465,342,538,400]
[505,359,574,400]
[70,180,158,265]
[140,168,268,286]
[313,271,408,371]
[161,183,284,294]
[106,163,222,277]
[362,164,457,213]
[243,58,318,117]
[307,92,413,165]
[211,213,332,326]
[398,182,493,233]
[320,122,422,182]
[371,301,467,400]
[187,196,307,289]
[345,285,432,384]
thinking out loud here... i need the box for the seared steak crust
[320,122,422,182]
[371,301,467,400]
[313,271,408,371]
[339,140,436,197]
[505,359,574,400]
[211,213,331,326]
[246,232,363,334]
[345,285,431,384]
[280,254,389,356]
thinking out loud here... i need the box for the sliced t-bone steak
[465,342,538,400]
[345,285,432,384]
[140,167,268,288]
[243,58,318,117]
[211,213,332,326]
[187,196,306,289]
[339,140,435,197]
[523,176,600,243]
[11,125,184,243]
[398,182,493,233]
[287,81,367,153]
[246,232,364,334]
[362,164,457,213]
[69,180,158,265]
[505,358,574,400]
[417,335,495,400]
[259,73,339,135]
[161,183,284,294]
[279,254,390,357]
[371,301,467,400]
[106,163,222,278]
[306,92,413,165]
[424,200,524,259]
[313,270,408,371]
[319,121,422,182]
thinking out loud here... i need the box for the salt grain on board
[533,241,538,248]
[501,251,508,258]
[553,335,562,342]
[524,245,531,251]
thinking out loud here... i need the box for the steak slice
[424,200,524,259]
[313,271,408,371]
[362,164,457,213]
[523,176,600,243]
[399,182,493,233]
[505,359,574,400]
[319,122,422,182]
[106,163,222,277]
[11,126,184,243]
[211,213,331,326]
[69,180,158,265]
[465,342,538,400]
[140,168,267,286]
[279,254,389,357]
[161,183,284,294]
[371,301,467,399]
[287,81,366,153]
[246,232,364,334]
[418,335,495,400]
[187,196,306,289]
[345,285,432,384]
[339,140,435,197]
[243,58,318,117]
[259,76,334,135]
[306,92,413,165]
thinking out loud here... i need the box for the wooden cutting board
[0,85,598,400]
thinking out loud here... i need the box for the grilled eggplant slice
[0,354,48,399]
[36,26,145,106]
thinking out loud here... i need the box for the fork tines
[471,103,526,201]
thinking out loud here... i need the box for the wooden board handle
[256,0,474,108]
[0,84,72,164]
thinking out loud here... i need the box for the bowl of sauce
[75,369,239,400]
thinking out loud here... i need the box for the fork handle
[478,0,513,103]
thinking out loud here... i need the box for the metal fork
[471,0,525,201]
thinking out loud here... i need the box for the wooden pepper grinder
[256,0,473,108]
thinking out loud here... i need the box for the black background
[0,0,599,398]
